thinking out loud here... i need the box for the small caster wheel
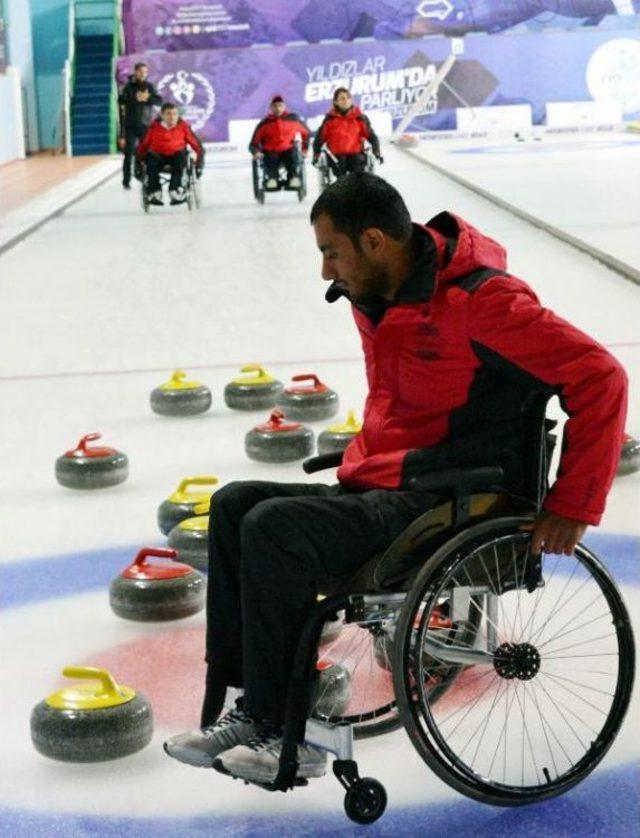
[344,777,387,824]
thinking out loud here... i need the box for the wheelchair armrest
[302,452,343,474]
[408,466,504,495]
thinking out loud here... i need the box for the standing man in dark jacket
[163,173,627,784]
[118,62,162,189]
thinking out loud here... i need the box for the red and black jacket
[137,118,203,160]
[331,214,627,526]
[249,112,310,154]
[313,105,380,157]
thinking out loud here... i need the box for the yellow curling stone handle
[46,666,135,710]
[232,364,275,385]
[169,475,219,504]
[177,498,211,531]
[326,410,362,434]
[160,369,203,391]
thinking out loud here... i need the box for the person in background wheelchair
[136,103,204,206]
[249,95,311,190]
[164,172,627,786]
[313,87,383,179]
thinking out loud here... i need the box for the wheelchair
[316,145,377,192]
[139,153,201,213]
[252,141,307,204]
[229,396,636,825]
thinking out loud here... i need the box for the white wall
[0,66,26,165]
[5,0,39,152]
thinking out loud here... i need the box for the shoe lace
[244,725,282,754]
[203,706,252,736]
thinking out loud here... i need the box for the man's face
[163,107,179,127]
[313,213,391,303]
[134,65,148,82]
[270,101,286,117]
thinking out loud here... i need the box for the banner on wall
[116,30,640,141]
[123,0,640,53]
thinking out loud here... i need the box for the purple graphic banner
[123,0,640,53]
[117,29,640,141]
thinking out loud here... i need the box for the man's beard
[353,261,391,304]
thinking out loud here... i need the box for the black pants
[206,480,434,724]
[145,150,186,192]
[328,153,367,178]
[263,148,298,181]
[122,126,147,186]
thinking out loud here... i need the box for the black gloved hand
[376,155,384,165]
[195,163,204,180]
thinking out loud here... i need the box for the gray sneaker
[163,702,259,768]
[214,726,327,783]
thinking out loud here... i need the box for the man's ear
[360,227,386,257]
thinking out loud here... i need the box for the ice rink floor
[0,136,638,836]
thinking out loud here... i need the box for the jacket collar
[325,223,437,320]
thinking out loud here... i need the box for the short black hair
[134,62,147,70]
[310,173,412,246]
[161,102,178,112]
[332,87,351,102]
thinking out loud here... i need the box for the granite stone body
[245,411,314,463]
[314,663,352,718]
[167,520,209,572]
[276,374,339,422]
[55,434,128,489]
[30,695,153,762]
[150,385,212,416]
[109,571,205,621]
[618,435,640,476]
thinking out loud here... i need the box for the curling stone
[55,433,128,489]
[224,364,284,411]
[320,613,344,646]
[150,369,212,416]
[109,547,205,621]
[317,410,362,455]
[276,374,339,422]
[313,660,352,718]
[618,433,640,476]
[167,500,210,572]
[157,475,218,535]
[30,666,153,762]
[245,410,314,463]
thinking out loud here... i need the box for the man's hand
[117,137,126,151]
[520,512,588,556]
[136,90,150,102]
[376,154,384,164]
[253,151,264,160]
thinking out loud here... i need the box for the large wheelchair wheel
[393,517,635,806]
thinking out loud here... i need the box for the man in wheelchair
[136,103,204,206]
[164,173,627,787]
[249,95,310,190]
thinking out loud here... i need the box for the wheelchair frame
[252,140,307,204]
[140,153,201,213]
[316,145,376,192]
[220,396,635,825]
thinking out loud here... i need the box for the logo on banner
[586,39,640,115]
[157,70,216,130]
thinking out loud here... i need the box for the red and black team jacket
[313,105,380,157]
[330,214,627,526]
[137,118,203,160]
[248,112,311,154]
